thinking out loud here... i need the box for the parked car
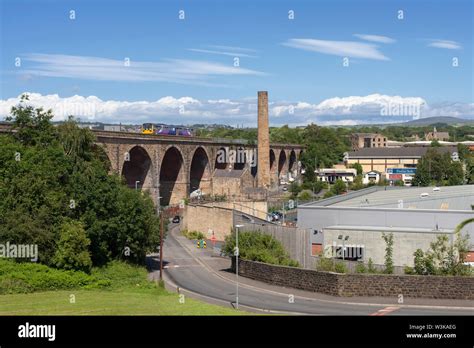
[172,215,180,223]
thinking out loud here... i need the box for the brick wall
[232,258,474,300]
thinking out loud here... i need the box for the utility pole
[159,210,164,281]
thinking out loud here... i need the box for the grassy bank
[0,288,242,315]
[0,260,244,315]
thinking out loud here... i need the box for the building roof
[347,146,457,159]
[316,168,357,175]
[330,185,474,211]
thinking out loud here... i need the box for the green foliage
[412,148,464,187]
[289,182,302,198]
[350,163,363,176]
[323,191,335,199]
[297,189,312,201]
[90,260,155,289]
[381,233,394,274]
[301,180,326,194]
[315,257,347,274]
[0,98,161,266]
[367,258,378,273]
[182,230,205,240]
[349,175,365,191]
[394,180,405,186]
[299,124,350,183]
[334,262,348,274]
[223,231,299,267]
[0,259,107,294]
[52,220,92,273]
[331,179,347,195]
[355,262,367,273]
[0,259,157,294]
[411,231,472,276]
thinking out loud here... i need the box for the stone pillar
[257,91,270,188]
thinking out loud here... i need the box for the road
[151,224,473,315]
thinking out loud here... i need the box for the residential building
[350,133,387,151]
[315,168,357,183]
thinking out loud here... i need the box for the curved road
[153,225,473,315]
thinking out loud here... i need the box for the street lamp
[135,180,140,191]
[234,224,244,310]
[157,195,163,281]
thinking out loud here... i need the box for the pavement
[147,224,474,315]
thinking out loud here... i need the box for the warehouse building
[344,146,458,176]
[298,185,474,268]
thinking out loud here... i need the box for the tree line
[0,96,160,272]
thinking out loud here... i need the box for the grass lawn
[0,287,246,315]
[0,260,247,315]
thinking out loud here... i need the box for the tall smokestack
[257,91,270,188]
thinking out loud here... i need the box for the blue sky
[0,0,472,125]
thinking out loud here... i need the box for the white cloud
[353,34,396,44]
[283,38,390,61]
[1,93,471,126]
[17,54,265,86]
[427,40,462,50]
[188,48,257,58]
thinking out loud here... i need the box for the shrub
[0,259,156,294]
[0,259,106,294]
[334,262,348,274]
[90,260,154,289]
[315,257,347,274]
[367,258,378,273]
[52,219,92,273]
[223,231,299,267]
[323,191,335,199]
[355,262,367,273]
[182,230,205,240]
[298,189,313,201]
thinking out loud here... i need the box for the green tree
[0,100,161,266]
[52,220,93,273]
[350,163,363,176]
[412,148,464,186]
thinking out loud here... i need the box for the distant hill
[402,116,473,126]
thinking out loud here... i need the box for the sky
[0,0,472,126]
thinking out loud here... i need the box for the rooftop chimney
[257,91,270,188]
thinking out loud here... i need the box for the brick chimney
[257,91,270,188]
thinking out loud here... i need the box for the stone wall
[182,201,268,241]
[233,258,474,300]
[183,204,233,241]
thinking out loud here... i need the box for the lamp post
[157,195,163,281]
[234,224,244,310]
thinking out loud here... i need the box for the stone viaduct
[95,130,304,206]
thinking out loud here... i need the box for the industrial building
[298,185,474,268]
[344,146,458,176]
